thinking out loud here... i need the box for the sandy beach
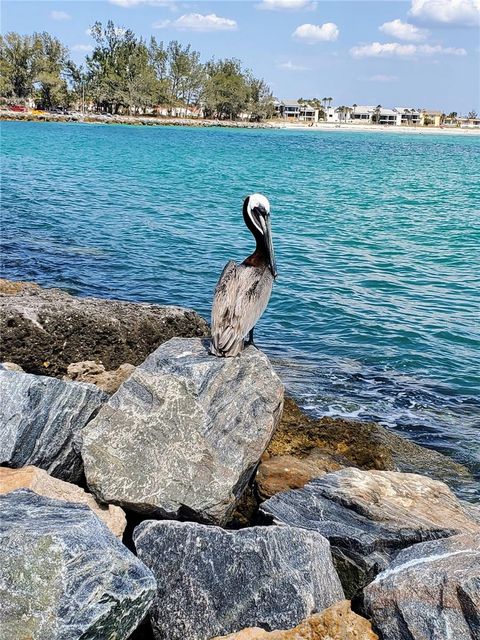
[2,109,479,135]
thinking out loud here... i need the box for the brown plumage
[210,194,276,357]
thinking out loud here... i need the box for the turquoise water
[2,121,479,496]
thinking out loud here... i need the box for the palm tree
[322,97,328,109]
[373,104,381,124]
[327,97,333,108]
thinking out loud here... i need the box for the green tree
[203,58,249,120]
[148,37,171,104]
[86,21,142,113]
[468,110,478,119]
[33,32,70,109]
[167,40,204,108]
[248,76,274,121]
[0,32,38,99]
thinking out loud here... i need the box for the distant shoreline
[2,110,480,136]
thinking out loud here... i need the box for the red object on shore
[9,105,27,112]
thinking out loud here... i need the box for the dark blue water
[2,121,479,497]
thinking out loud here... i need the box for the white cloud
[409,0,480,27]
[51,10,71,21]
[350,41,467,58]
[368,74,399,82]
[379,19,429,41]
[153,13,237,31]
[72,44,93,52]
[258,0,315,9]
[293,22,339,42]
[278,60,310,70]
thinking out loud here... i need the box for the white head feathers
[247,193,271,216]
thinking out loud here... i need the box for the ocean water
[2,121,479,497]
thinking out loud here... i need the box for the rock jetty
[81,337,284,523]
[0,279,478,640]
[0,368,107,481]
[212,600,378,640]
[0,466,126,537]
[0,490,156,639]
[133,521,343,640]
[0,278,208,377]
[261,468,480,597]
[363,533,480,640]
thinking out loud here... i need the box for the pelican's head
[243,193,277,278]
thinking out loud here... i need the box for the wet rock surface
[0,278,209,377]
[256,452,344,500]
[82,338,284,523]
[0,369,107,482]
[261,468,480,597]
[266,397,472,490]
[212,600,378,639]
[133,520,344,640]
[0,490,156,640]
[0,466,126,537]
[363,533,480,640]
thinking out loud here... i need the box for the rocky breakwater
[133,521,344,640]
[81,337,284,524]
[261,468,480,598]
[0,490,156,639]
[0,466,126,537]
[363,533,480,640]
[0,366,107,481]
[0,278,209,377]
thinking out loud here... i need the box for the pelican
[210,193,277,357]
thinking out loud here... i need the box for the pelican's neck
[243,237,269,268]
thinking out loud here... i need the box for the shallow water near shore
[2,121,479,498]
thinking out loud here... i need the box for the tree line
[0,21,274,120]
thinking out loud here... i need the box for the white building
[349,105,375,122]
[274,100,319,122]
[395,107,422,126]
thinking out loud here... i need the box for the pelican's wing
[211,261,243,355]
[211,262,272,356]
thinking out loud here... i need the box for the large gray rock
[363,533,480,640]
[261,469,480,597]
[0,490,156,640]
[82,338,284,523]
[0,278,209,377]
[0,370,107,481]
[133,520,344,640]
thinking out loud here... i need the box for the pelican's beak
[258,212,277,279]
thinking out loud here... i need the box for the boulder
[0,466,126,537]
[212,600,378,639]
[0,369,107,482]
[133,521,344,640]
[266,397,472,491]
[363,533,480,640]
[0,278,209,377]
[256,452,344,501]
[1,362,24,372]
[261,469,480,598]
[64,360,135,394]
[82,338,284,523]
[0,490,156,640]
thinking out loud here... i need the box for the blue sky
[2,0,479,113]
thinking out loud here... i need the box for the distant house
[377,108,400,125]
[458,115,480,127]
[349,105,375,122]
[274,100,319,122]
[421,110,443,126]
[394,107,422,126]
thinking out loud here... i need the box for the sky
[2,0,479,114]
